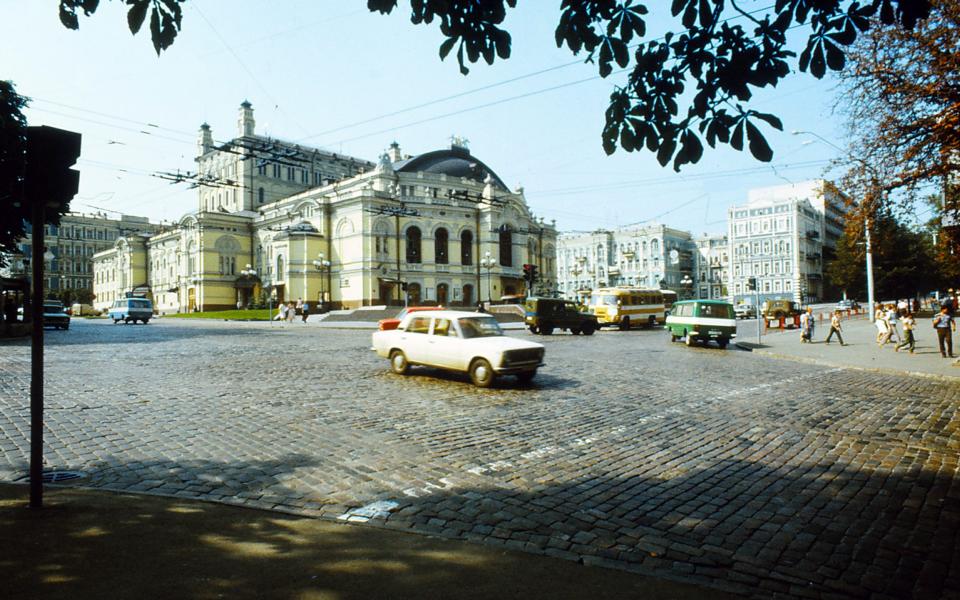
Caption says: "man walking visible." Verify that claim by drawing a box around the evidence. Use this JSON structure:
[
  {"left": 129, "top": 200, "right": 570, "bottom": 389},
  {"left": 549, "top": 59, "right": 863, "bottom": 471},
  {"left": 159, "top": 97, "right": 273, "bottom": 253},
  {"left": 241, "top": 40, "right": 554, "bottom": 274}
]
[
  {"left": 800, "top": 307, "right": 814, "bottom": 343},
  {"left": 824, "top": 310, "right": 846, "bottom": 346},
  {"left": 933, "top": 306, "right": 955, "bottom": 358}
]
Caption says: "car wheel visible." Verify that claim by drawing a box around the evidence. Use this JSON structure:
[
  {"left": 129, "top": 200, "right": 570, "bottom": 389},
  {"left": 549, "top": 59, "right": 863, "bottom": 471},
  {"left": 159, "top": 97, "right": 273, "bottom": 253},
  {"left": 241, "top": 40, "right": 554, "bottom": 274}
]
[
  {"left": 540, "top": 322, "right": 554, "bottom": 335},
  {"left": 389, "top": 350, "right": 409, "bottom": 375},
  {"left": 670, "top": 332, "right": 679, "bottom": 342},
  {"left": 142, "top": 319, "right": 150, "bottom": 325},
  {"left": 125, "top": 317, "right": 132, "bottom": 324},
  {"left": 718, "top": 339, "right": 729, "bottom": 349},
  {"left": 571, "top": 327, "right": 581, "bottom": 335},
  {"left": 648, "top": 316, "right": 657, "bottom": 328},
  {"left": 516, "top": 369, "right": 537, "bottom": 385},
  {"left": 469, "top": 358, "right": 495, "bottom": 388},
  {"left": 581, "top": 323, "right": 595, "bottom": 336},
  {"left": 619, "top": 317, "right": 630, "bottom": 331},
  {"left": 528, "top": 325, "right": 540, "bottom": 334},
  {"left": 685, "top": 331, "right": 696, "bottom": 346}
]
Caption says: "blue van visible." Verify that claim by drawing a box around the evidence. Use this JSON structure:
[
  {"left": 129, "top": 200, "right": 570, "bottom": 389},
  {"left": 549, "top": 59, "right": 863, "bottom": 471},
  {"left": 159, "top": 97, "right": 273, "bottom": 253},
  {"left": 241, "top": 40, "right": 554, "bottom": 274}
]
[{"left": 108, "top": 297, "right": 154, "bottom": 324}]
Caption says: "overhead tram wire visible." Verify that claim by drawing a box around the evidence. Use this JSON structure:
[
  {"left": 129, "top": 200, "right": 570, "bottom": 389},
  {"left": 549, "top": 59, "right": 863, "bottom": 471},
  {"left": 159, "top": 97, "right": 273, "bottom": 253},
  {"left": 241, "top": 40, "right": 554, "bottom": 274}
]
[{"left": 297, "top": 3, "right": 778, "bottom": 144}]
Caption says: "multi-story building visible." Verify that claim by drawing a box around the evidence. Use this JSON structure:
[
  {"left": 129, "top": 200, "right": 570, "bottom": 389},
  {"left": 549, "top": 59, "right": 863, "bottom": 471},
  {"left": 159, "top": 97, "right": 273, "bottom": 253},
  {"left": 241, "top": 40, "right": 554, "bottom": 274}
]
[
  {"left": 693, "top": 233, "right": 729, "bottom": 300},
  {"left": 556, "top": 225, "right": 694, "bottom": 301},
  {"left": 2, "top": 213, "right": 158, "bottom": 299},
  {"left": 94, "top": 101, "right": 557, "bottom": 314},
  {"left": 727, "top": 180, "right": 845, "bottom": 305}
]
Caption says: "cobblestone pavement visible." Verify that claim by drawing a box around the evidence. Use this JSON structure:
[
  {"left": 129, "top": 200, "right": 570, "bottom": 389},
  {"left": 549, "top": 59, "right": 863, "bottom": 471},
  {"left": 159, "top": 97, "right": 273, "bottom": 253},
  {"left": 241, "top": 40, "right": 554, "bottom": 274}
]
[{"left": 1, "top": 319, "right": 959, "bottom": 599}]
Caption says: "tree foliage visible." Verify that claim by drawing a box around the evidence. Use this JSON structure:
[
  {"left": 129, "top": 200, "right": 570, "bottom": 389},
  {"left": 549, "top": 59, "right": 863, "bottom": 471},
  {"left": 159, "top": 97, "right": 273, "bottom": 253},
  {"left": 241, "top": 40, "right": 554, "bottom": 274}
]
[
  {"left": 57, "top": 0, "right": 931, "bottom": 171},
  {"left": 825, "top": 211, "right": 940, "bottom": 299},
  {"left": 834, "top": 0, "right": 959, "bottom": 220},
  {"left": 0, "top": 80, "right": 30, "bottom": 266}
]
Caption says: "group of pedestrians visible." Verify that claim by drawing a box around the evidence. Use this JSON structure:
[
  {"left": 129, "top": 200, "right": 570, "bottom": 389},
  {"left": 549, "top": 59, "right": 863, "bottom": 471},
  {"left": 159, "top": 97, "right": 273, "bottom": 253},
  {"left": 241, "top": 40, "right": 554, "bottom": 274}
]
[
  {"left": 278, "top": 298, "right": 311, "bottom": 324},
  {"left": 872, "top": 300, "right": 955, "bottom": 358},
  {"left": 799, "top": 306, "right": 847, "bottom": 345}
]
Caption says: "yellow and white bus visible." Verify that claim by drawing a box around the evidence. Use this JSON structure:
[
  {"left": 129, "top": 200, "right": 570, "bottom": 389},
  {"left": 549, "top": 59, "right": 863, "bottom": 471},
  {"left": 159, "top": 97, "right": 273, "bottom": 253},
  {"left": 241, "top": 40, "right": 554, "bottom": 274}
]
[{"left": 587, "top": 287, "right": 666, "bottom": 330}]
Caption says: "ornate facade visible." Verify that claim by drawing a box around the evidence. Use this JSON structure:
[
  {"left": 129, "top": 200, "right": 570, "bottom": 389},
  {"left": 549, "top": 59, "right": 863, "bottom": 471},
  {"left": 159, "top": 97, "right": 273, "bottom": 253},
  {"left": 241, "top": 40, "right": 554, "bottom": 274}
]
[{"left": 93, "top": 102, "right": 557, "bottom": 313}]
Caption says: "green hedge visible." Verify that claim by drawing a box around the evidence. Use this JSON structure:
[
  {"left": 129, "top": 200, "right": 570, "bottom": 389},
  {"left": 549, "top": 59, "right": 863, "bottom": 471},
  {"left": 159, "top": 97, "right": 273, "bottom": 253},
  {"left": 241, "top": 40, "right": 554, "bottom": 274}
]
[{"left": 165, "top": 309, "right": 275, "bottom": 321}]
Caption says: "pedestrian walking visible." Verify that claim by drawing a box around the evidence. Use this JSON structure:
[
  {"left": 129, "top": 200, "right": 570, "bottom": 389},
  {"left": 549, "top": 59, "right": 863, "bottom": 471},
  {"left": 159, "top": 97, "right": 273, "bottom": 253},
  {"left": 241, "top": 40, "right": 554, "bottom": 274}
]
[
  {"left": 932, "top": 306, "right": 955, "bottom": 358},
  {"left": 301, "top": 301, "right": 310, "bottom": 323},
  {"left": 824, "top": 310, "right": 846, "bottom": 345},
  {"left": 295, "top": 298, "right": 303, "bottom": 317},
  {"left": 278, "top": 302, "right": 288, "bottom": 323},
  {"left": 800, "top": 307, "right": 814, "bottom": 343},
  {"left": 897, "top": 298, "right": 908, "bottom": 317},
  {"left": 286, "top": 301, "right": 296, "bottom": 324},
  {"left": 874, "top": 304, "right": 888, "bottom": 345},
  {"left": 895, "top": 312, "right": 916, "bottom": 353},
  {"left": 882, "top": 304, "right": 900, "bottom": 346}
]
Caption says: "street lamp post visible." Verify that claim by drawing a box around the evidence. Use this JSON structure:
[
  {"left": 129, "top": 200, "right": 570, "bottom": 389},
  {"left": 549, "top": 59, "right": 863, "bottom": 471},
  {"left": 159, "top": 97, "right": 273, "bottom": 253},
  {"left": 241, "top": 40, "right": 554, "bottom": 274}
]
[
  {"left": 312, "top": 252, "right": 331, "bottom": 313},
  {"left": 792, "top": 130, "right": 876, "bottom": 319},
  {"left": 480, "top": 251, "right": 496, "bottom": 310}
]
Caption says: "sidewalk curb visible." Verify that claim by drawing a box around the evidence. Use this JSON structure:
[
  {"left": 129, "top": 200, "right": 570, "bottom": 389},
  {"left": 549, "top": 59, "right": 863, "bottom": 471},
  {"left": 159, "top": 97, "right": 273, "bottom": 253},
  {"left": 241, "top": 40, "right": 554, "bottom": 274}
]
[{"left": 736, "top": 342, "right": 960, "bottom": 383}]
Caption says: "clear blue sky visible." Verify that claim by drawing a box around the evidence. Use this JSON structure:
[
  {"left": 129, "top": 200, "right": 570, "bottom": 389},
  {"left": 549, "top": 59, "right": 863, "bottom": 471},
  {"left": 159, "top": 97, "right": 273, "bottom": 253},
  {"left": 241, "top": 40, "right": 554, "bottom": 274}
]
[{"left": 2, "top": 0, "right": 852, "bottom": 235}]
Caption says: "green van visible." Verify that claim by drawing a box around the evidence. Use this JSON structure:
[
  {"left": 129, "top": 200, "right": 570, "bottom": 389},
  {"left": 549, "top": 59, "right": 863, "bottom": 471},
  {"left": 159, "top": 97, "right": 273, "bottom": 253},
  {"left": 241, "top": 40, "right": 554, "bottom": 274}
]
[{"left": 665, "top": 300, "right": 737, "bottom": 348}]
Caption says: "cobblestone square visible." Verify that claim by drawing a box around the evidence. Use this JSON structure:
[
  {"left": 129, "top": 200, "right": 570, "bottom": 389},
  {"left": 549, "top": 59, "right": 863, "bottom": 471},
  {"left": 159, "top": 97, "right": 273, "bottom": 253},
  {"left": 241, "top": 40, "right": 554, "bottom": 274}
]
[{"left": 1, "top": 319, "right": 958, "bottom": 598}]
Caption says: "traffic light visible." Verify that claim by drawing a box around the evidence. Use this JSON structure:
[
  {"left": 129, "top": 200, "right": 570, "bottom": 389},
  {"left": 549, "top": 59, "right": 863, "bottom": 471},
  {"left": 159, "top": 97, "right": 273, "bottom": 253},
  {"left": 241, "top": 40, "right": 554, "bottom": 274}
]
[
  {"left": 25, "top": 126, "right": 82, "bottom": 213},
  {"left": 522, "top": 263, "right": 538, "bottom": 284},
  {"left": 747, "top": 277, "right": 757, "bottom": 291}
]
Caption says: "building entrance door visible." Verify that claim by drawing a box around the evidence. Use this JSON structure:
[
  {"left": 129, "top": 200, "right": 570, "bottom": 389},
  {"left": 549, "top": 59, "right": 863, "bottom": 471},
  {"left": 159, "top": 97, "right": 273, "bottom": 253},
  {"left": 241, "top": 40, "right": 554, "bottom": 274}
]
[{"left": 188, "top": 288, "right": 196, "bottom": 312}]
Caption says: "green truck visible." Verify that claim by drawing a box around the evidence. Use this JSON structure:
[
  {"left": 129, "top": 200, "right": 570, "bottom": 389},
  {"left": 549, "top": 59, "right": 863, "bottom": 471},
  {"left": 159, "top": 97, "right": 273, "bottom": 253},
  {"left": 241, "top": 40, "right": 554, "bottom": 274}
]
[{"left": 523, "top": 297, "right": 598, "bottom": 336}]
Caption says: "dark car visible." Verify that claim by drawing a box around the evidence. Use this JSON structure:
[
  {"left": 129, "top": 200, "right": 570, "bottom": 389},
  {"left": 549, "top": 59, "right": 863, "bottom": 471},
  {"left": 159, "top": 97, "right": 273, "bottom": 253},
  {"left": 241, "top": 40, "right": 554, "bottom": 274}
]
[
  {"left": 524, "top": 297, "right": 597, "bottom": 335},
  {"left": 42, "top": 301, "right": 70, "bottom": 330}
]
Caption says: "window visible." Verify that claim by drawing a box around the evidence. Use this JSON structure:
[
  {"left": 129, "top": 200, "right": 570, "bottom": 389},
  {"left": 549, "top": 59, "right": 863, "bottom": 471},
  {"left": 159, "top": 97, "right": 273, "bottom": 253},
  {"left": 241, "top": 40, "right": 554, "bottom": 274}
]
[
  {"left": 498, "top": 225, "right": 512, "bottom": 267},
  {"left": 406, "top": 316, "right": 431, "bottom": 333},
  {"left": 461, "top": 230, "right": 473, "bottom": 265},
  {"left": 258, "top": 188, "right": 265, "bottom": 204},
  {"left": 432, "top": 318, "right": 452, "bottom": 336},
  {"left": 287, "top": 167, "right": 295, "bottom": 181},
  {"left": 435, "top": 228, "right": 449, "bottom": 264},
  {"left": 406, "top": 227, "right": 422, "bottom": 263}
]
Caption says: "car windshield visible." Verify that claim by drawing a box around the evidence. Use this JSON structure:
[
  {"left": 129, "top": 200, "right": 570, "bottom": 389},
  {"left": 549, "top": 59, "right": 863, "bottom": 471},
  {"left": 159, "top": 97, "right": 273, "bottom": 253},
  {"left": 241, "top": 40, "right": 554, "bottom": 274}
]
[
  {"left": 458, "top": 316, "right": 503, "bottom": 338},
  {"left": 394, "top": 308, "right": 410, "bottom": 321}
]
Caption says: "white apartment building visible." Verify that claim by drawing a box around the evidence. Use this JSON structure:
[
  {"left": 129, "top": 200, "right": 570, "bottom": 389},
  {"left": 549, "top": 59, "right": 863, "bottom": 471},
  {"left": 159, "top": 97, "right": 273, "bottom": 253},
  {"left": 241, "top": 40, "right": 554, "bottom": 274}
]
[
  {"left": 556, "top": 225, "right": 694, "bottom": 301},
  {"left": 693, "top": 233, "right": 729, "bottom": 300},
  {"left": 727, "top": 180, "right": 845, "bottom": 305},
  {"left": 2, "top": 213, "right": 158, "bottom": 297}
]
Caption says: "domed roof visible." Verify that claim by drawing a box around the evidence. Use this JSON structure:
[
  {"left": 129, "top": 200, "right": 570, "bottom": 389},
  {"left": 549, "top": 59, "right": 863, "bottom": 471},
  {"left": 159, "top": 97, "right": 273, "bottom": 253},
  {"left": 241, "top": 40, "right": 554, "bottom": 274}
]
[{"left": 394, "top": 145, "right": 509, "bottom": 190}]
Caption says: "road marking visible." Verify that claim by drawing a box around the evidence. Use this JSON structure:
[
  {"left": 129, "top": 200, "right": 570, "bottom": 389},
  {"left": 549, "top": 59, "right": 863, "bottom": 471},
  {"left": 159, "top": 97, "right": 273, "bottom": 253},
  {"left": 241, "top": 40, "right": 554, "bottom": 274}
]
[{"left": 337, "top": 500, "right": 399, "bottom": 522}]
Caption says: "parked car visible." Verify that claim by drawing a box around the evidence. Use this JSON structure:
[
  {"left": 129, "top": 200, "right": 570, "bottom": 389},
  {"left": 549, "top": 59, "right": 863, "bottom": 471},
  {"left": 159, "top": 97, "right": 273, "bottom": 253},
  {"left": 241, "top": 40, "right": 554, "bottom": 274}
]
[
  {"left": 836, "top": 299, "right": 860, "bottom": 311},
  {"left": 734, "top": 303, "right": 757, "bottom": 319},
  {"left": 524, "top": 297, "right": 597, "bottom": 335},
  {"left": 42, "top": 301, "right": 70, "bottom": 330},
  {"left": 372, "top": 309, "right": 545, "bottom": 387},
  {"left": 108, "top": 297, "right": 154, "bottom": 324},
  {"left": 666, "top": 300, "right": 736, "bottom": 348},
  {"left": 377, "top": 305, "right": 444, "bottom": 331},
  {"left": 71, "top": 303, "right": 100, "bottom": 316},
  {"left": 761, "top": 299, "right": 801, "bottom": 319}
]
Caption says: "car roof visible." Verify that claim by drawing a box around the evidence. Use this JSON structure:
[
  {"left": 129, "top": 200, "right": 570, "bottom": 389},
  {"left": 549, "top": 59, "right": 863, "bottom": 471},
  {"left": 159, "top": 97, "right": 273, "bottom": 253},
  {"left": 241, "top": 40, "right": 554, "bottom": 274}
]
[{"left": 403, "top": 310, "right": 495, "bottom": 320}]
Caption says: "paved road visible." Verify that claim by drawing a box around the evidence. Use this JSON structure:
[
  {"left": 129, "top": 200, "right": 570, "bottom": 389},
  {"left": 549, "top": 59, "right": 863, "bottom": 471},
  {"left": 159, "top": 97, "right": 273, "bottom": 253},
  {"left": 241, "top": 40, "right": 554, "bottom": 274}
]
[{"left": 1, "top": 319, "right": 958, "bottom": 598}]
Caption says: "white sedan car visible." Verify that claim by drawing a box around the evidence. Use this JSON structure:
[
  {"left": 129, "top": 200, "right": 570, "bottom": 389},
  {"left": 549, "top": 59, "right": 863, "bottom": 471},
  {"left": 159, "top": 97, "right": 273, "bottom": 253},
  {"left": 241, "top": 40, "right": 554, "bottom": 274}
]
[{"left": 371, "top": 310, "right": 545, "bottom": 387}]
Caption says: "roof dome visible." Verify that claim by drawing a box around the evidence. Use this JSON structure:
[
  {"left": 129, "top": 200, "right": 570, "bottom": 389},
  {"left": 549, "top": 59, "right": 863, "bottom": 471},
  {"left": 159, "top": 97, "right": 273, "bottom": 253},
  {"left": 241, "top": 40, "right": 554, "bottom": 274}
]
[{"left": 393, "top": 145, "right": 508, "bottom": 190}]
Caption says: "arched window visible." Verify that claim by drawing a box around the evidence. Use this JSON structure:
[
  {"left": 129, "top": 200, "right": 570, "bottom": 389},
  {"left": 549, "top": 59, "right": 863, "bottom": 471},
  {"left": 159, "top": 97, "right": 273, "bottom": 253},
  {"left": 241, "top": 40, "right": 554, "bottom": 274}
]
[
  {"left": 406, "top": 226, "right": 422, "bottom": 263},
  {"left": 277, "top": 255, "right": 285, "bottom": 280},
  {"left": 258, "top": 188, "right": 265, "bottom": 204},
  {"left": 435, "top": 228, "right": 449, "bottom": 264},
  {"left": 460, "top": 230, "right": 473, "bottom": 265},
  {"left": 498, "top": 224, "right": 512, "bottom": 267}
]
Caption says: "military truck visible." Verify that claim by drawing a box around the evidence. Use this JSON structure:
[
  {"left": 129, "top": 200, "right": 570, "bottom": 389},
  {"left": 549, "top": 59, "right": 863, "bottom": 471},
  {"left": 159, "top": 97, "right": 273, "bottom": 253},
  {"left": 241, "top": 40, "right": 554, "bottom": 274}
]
[{"left": 523, "top": 297, "right": 598, "bottom": 335}]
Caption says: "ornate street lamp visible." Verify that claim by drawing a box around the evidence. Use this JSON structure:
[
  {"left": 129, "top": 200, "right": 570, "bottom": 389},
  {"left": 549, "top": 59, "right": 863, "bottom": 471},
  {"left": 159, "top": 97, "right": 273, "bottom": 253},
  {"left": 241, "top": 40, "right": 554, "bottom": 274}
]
[
  {"left": 312, "top": 252, "right": 331, "bottom": 313},
  {"left": 480, "top": 251, "right": 497, "bottom": 309},
  {"left": 239, "top": 264, "right": 257, "bottom": 309},
  {"left": 681, "top": 274, "right": 694, "bottom": 299}
]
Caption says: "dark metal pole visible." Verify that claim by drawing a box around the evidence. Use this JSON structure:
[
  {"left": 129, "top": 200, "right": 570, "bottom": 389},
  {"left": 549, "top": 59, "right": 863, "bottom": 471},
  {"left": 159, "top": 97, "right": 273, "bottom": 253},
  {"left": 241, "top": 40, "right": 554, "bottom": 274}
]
[{"left": 30, "top": 199, "right": 45, "bottom": 508}]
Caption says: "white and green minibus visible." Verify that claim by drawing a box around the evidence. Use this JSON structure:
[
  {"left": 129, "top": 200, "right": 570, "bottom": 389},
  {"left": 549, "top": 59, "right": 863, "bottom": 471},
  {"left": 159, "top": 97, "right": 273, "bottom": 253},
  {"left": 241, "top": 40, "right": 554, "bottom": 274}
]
[{"left": 665, "top": 300, "right": 737, "bottom": 348}]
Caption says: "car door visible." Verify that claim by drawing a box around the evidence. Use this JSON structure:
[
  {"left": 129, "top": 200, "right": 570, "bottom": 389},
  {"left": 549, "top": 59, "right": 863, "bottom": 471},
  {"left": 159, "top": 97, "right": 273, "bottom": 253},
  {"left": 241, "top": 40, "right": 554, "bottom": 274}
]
[
  {"left": 424, "top": 317, "right": 463, "bottom": 370},
  {"left": 400, "top": 315, "right": 432, "bottom": 363}
]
